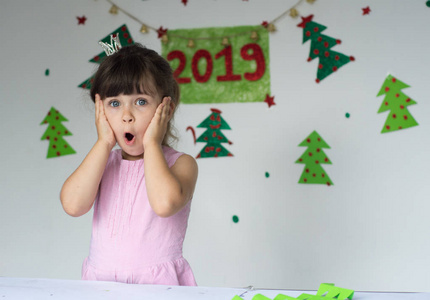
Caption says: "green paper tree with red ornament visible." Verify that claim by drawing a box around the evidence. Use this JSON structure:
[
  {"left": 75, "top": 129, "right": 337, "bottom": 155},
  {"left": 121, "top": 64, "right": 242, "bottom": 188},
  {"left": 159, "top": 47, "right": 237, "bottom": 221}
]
[
  {"left": 40, "top": 107, "right": 76, "bottom": 158},
  {"left": 376, "top": 74, "right": 418, "bottom": 133},
  {"left": 296, "top": 131, "right": 333, "bottom": 186},
  {"left": 78, "top": 24, "right": 135, "bottom": 90},
  {"left": 196, "top": 108, "right": 233, "bottom": 158},
  {"left": 297, "top": 15, "right": 355, "bottom": 83}
]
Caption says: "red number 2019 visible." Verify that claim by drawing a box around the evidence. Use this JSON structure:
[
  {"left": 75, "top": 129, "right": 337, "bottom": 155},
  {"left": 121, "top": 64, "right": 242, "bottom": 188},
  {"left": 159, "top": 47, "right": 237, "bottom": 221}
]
[{"left": 167, "top": 43, "right": 266, "bottom": 84}]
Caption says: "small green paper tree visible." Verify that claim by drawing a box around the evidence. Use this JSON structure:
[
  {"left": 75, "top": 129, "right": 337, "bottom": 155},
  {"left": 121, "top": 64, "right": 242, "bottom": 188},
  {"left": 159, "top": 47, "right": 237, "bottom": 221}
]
[
  {"left": 40, "top": 107, "right": 76, "bottom": 158},
  {"left": 297, "top": 15, "right": 354, "bottom": 83},
  {"left": 296, "top": 131, "right": 333, "bottom": 186},
  {"left": 78, "top": 24, "right": 134, "bottom": 90},
  {"left": 196, "top": 108, "right": 233, "bottom": 158},
  {"left": 377, "top": 74, "right": 418, "bottom": 133}
]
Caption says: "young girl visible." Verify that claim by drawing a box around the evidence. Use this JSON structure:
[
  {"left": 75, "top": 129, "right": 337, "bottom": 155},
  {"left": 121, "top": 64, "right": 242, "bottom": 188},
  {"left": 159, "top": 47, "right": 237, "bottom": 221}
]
[{"left": 60, "top": 43, "right": 198, "bottom": 286}]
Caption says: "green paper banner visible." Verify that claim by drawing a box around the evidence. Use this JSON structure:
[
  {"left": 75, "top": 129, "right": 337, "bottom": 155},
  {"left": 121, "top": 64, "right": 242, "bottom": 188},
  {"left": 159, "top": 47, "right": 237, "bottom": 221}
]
[{"left": 161, "top": 25, "right": 270, "bottom": 104}]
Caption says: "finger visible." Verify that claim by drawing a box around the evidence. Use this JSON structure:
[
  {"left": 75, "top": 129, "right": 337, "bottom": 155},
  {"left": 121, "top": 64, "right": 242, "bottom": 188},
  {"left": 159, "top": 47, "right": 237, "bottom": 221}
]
[{"left": 95, "top": 94, "right": 100, "bottom": 118}]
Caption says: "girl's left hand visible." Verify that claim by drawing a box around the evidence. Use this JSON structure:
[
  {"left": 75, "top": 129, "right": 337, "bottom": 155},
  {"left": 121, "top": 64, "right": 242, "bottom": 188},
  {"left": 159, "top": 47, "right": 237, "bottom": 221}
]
[{"left": 143, "top": 97, "right": 172, "bottom": 148}]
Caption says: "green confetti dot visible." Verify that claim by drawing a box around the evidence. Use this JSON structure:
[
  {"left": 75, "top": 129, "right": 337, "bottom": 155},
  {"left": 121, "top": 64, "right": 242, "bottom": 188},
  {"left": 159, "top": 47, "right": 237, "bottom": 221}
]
[
  {"left": 345, "top": 112, "right": 350, "bottom": 118},
  {"left": 232, "top": 215, "right": 239, "bottom": 223},
  {"left": 265, "top": 172, "right": 270, "bottom": 178},
  {"left": 45, "top": 69, "right": 50, "bottom": 76}
]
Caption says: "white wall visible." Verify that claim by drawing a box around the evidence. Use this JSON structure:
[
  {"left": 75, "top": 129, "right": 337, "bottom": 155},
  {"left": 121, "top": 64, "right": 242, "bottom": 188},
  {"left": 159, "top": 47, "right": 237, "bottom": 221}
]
[{"left": 1, "top": 0, "right": 429, "bottom": 292}]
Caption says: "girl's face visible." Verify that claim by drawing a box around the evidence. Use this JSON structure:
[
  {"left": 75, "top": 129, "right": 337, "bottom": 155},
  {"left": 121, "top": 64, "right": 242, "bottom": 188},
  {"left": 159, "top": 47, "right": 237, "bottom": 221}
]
[{"left": 103, "top": 92, "right": 160, "bottom": 160}]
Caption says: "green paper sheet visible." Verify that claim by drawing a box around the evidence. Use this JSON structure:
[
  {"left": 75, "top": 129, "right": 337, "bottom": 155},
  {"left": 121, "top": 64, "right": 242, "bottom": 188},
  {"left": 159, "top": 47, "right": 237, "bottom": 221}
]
[{"left": 161, "top": 25, "right": 270, "bottom": 103}]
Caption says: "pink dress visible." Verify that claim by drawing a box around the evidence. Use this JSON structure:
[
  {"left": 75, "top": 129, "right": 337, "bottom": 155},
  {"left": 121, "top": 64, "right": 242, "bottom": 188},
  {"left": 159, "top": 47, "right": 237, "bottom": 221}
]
[{"left": 81, "top": 146, "right": 196, "bottom": 286}]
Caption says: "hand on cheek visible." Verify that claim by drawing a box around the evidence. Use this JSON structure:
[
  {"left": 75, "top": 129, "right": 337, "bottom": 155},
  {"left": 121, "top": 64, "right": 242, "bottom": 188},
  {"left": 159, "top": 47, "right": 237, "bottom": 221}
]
[
  {"left": 95, "top": 94, "right": 116, "bottom": 149},
  {"left": 143, "top": 97, "right": 172, "bottom": 148}
]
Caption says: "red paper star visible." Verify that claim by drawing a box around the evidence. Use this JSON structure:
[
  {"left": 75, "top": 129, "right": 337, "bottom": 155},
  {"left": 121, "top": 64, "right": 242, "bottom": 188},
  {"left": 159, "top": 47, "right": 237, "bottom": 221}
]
[
  {"left": 77, "top": 15, "right": 87, "bottom": 25},
  {"left": 264, "top": 94, "right": 276, "bottom": 108},
  {"left": 362, "top": 6, "right": 371, "bottom": 15},
  {"left": 157, "top": 26, "right": 168, "bottom": 38},
  {"left": 182, "top": 0, "right": 188, "bottom": 5},
  {"left": 297, "top": 15, "right": 314, "bottom": 28}
]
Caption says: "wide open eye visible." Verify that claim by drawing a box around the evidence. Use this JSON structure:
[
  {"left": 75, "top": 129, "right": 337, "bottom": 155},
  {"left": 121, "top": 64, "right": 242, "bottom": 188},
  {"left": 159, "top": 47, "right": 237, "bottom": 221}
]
[
  {"left": 109, "top": 100, "right": 120, "bottom": 107},
  {"left": 136, "top": 99, "right": 147, "bottom": 106}
]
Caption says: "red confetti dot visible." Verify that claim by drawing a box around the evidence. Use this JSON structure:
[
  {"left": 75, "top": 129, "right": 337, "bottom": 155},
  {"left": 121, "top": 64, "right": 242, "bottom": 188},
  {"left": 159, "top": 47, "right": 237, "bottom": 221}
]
[
  {"left": 54, "top": 137, "right": 58, "bottom": 141},
  {"left": 349, "top": 56, "right": 355, "bottom": 61},
  {"left": 57, "top": 152, "right": 61, "bottom": 156},
  {"left": 314, "top": 49, "right": 320, "bottom": 55},
  {"left": 304, "top": 178, "right": 308, "bottom": 182},
  {"left": 51, "top": 126, "right": 55, "bottom": 130},
  {"left": 306, "top": 31, "right": 311, "bottom": 37},
  {"left": 404, "top": 115, "right": 408, "bottom": 120},
  {"left": 385, "top": 87, "right": 389, "bottom": 92},
  {"left": 318, "top": 64, "right": 323, "bottom": 69},
  {"left": 317, "top": 138, "right": 321, "bottom": 142},
  {"left": 316, "top": 78, "right": 320, "bottom": 83},
  {"left": 313, "top": 27, "right": 319, "bottom": 32},
  {"left": 308, "top": 152, "right": 313, "bottom": 156},
  {"left": 204, "top": 137, "right": 208, "bottom": 141},
  {"left": 312, "top": 173, "right": 316, "bottom": 177},
  {"left": 46, "top": 136, "right": 50, "bottom": 140},
  {"left": 392, "top": 114, "right": 397, "bottom": 118},
  {"left": 43, "top": 120, "right": 47, "bottom": 124},
  {"left": 82, "top": 84, "right": 87, "bottom": 89},
  {"left": 392, "top": 77, "right": 396, "bottom": 82},
  {"left": 398, "top": 126, "right": 402, "bottom": 129},
  {"left": 306, "top": 168, "right": 309, "bottom": 173},
  {"left": 316, "top": 148, "right": 320, "bottom": 152},
  {"left": 64, "top": 145, "right": 68, "bottom": 148},
  {"left": 385, "top": 102, "right": 388, "bottom": 106},
  {"left": 53, "top": 145, "right": 57, "bottom": 149},
  {"left": 317, "top": 37, "right": 322, "bottom": 42},
  {"left": 299, "top": 158, "right": 303, "bottom": 162},
  {"left": 334, "top": 55, "right": 339, "bottom": 61},
  {"left": 324, "top": 42, "right": 329, "bottom": 47},
  {"left": 65, "top": 130, "right": 68, "bottom": 134},
  {"left": 324, "top": 158, "right": 329, "bottom": 162},
  {"left": 307, "top": 57, "right": 312, "bottom": 62},
  {"left": 94, "top": 56, "right": 99, "bottom": 62},
  {"left": 400, "top": 105, "right": 404, "bottom": 109},
  {"left": 123, "top": 33, "right": 129, "bottom": 38},
  {"left": 396, "top": 93, "right": 399, "bottom": 97},
  {"left": 332, "top": 66, "right": 338, "bottom": 72},
  {"left": 307, "top": 138, "right": 311, "bottom": 143},
  {"left": 57, "top": 131, "right": 61, "bottom": 135},
  {"left": 326, "top": 182, "right": 331, "bottom": 186},
  {"left": 324, "top": 51, "right": 329, "bottom": 57},
  {"left": 406, "top": 98, "right": 411, "bottom": 103},
  {"left": 212, "top": 132, "right": 217, "bottom": 137},
  {"left": 386, "top": 125, "right": 390, "bottom": 130},
  {"left": 112, "top": 33, "right": 117, "bottom": 38},
  {"left": 315, "top": 160, "right": 319, "bottom": 164},
  {"left": 322, "top": 173, "right": 325, "bottom": 178},
  {"left": 216, "top": 147, "right": 221, "bottom": 152},
  {"left": 127, "top": 38, "right": 132, "bottom": 44},
  {"left": 336, "top": 39, "right": 341, "bottom": 44},
  {"left": 55, "top": 116, "right": 59, "bottom": 120},
  {"left": 121, "top": 26, "right": 126, "bottom": 32}
]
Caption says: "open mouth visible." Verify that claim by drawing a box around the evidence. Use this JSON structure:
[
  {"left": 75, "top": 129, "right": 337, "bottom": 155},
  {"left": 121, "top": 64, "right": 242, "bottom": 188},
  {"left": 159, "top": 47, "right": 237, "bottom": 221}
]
[{"left": 124, "top": 132, "right": 135, "bottom": 144}]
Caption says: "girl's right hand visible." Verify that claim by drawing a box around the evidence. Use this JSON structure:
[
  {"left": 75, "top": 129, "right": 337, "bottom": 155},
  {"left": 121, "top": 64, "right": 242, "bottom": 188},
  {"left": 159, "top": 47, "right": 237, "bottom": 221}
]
[{"left": 95, "top": 94, "right": 116, "bottom": 149}]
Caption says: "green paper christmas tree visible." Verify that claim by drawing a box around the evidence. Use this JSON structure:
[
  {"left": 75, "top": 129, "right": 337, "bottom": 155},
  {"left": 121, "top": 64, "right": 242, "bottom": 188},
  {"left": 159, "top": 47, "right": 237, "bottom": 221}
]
[
  {"left": 78, "top": 24, "right": 135, "bottom": 90},
  {"left": 40, "top": 107, "right": 76, "bottom": 158},
  {"left": 376, "top": 74, "right": 418, "bottom": 133},
  {"left": 296, "top": 131, "right": 333, "bottom": 186},
  {"left": 297, "top": 15, "right": 354, "bottom": 83},
  {"left": 196, "top": 108, "right": 233, "bottom": 158}
]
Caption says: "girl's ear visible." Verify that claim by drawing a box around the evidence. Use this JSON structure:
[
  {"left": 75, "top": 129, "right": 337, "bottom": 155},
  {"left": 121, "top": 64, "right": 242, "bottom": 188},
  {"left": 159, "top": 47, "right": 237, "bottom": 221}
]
[{"left": 168, "top": 97, "right": 175, "bottom": 121}]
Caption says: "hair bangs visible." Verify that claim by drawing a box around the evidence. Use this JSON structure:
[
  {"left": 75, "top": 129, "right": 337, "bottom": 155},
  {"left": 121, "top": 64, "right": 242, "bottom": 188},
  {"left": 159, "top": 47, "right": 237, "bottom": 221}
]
[{"left": 99, "top": 58, "right": 158, "bottom": 99}]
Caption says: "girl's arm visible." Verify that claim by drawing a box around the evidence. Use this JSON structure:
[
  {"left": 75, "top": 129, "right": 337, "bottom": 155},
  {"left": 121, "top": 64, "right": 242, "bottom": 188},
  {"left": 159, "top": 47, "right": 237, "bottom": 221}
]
[
  {"left": 144, "top": 144, "right": 198, "bottom": 218},
  {"left": 60, "top": 95, "right": 116, "bottom": 217},
  {"left": 143, "top": 97, "right": 198, "bottom": 218}
]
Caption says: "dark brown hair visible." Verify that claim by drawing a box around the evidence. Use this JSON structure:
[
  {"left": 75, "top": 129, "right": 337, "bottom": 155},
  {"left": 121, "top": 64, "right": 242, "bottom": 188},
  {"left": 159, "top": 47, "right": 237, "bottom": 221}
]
[{"left": 90, "top": 43, "right": 179, "bottom": 146}]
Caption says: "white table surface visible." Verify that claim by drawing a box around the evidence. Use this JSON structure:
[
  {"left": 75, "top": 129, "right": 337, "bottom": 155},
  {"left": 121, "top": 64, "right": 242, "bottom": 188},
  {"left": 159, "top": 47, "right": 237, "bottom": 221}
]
[{"left": 0, "top": 278, "right": 429, "bottom": 300}]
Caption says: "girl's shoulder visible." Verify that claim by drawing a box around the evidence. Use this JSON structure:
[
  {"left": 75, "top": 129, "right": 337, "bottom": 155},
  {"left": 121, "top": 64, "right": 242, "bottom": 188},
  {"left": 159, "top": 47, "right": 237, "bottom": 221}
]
[{"left": 162, "top": 146, "right": 185, "bottom": 168}]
